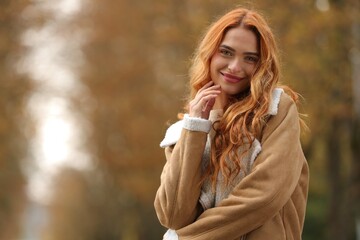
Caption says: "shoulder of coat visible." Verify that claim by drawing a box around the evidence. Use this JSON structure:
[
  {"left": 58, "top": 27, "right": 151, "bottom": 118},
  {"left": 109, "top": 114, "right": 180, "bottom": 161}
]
[{"left": 275, "top": 89, "right": 297, "bottom": 116}]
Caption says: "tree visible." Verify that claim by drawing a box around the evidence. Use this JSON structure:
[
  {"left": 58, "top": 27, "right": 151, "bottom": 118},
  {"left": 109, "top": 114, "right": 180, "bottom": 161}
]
[{"left": 0, "top": 1, "right": 32, "bottom": 239}]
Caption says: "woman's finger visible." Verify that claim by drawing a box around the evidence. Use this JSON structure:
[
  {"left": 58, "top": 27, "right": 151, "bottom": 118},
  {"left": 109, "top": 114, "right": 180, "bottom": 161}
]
[
  {"left": 192, "top": 84, "right": 221, "bottom": 105},
  {"left": 191, "top": 89, "right": 221, "bottom": 108},
  {"left": 189, "top": 82, "right": 221, "bottom": 118},
  {"left": 202, "top": 97, "right": 216, "bottom": 116},
  {"left": 189, "top": 92, "right": 219, "bottom": 118}
]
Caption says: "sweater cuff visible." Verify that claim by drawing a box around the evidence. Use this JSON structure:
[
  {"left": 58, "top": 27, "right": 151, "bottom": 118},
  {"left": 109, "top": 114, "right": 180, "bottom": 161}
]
[
  {"left": 183, "top": 114, "right": 212, "bottom": 133},
  {"left": 199, "top": 190, "right": 215, "bottom": 211}
]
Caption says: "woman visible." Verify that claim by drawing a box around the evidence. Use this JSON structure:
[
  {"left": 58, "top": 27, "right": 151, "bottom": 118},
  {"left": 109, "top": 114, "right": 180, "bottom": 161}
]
[{"left": 154, "top": 7, "right": 309, "bottom": 240}]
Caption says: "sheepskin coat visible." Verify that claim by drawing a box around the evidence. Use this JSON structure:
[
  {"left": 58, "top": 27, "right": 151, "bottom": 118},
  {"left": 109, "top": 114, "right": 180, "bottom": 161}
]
[{"left": 154, "top": 88, "right": 309, "bottom": 240}]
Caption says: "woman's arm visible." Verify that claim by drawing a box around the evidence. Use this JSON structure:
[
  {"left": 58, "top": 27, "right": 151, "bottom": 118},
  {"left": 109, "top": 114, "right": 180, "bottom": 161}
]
[
  {"left": 155, "top": 82, "right": 221, "bottom": 230},
  {"left": 175, "top": 94, "right": 308, "bottom": 239},
  {"left": 154, "top": 116, "right": 211, "bottom": 229}
]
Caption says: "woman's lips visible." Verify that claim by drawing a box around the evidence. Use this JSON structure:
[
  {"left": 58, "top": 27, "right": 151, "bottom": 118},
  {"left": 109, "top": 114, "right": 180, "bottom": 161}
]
[{"left": 221, "top": 72, "right": 244, "bottom": 83}]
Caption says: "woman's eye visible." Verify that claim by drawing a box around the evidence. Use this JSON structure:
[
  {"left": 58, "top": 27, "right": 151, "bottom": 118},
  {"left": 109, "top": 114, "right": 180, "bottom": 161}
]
[
  {"left": 245, "top": 56, "right": 259, "bottom": 63},
  {"left": 219, "top": 49, "right": 233, "bottom": 56}
]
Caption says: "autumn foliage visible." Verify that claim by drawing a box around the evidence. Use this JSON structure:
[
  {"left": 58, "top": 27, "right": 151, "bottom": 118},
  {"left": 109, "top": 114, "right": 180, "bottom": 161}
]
[{"left": 0, "top": 0, "right": 359, "bottom": 239}]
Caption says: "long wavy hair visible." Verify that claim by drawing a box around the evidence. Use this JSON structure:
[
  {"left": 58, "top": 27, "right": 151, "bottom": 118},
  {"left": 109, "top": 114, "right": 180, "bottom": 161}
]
[{"left": 184, "top": 8, "right": 300, "bottom": 188}]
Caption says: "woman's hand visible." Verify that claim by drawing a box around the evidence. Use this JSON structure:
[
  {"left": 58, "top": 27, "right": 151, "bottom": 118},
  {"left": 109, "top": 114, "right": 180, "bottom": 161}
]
[{"left": 189, "top": 81, "right": 221, "bottom": 119}]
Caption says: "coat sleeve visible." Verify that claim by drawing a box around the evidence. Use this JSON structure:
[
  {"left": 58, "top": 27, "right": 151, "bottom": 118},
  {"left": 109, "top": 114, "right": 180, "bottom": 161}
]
[
  {"left": 176, "top": 94, "right": 306, "bottom": 239},
  {"left": 154, "top": 116, "right": 212, "bottom": 230}
]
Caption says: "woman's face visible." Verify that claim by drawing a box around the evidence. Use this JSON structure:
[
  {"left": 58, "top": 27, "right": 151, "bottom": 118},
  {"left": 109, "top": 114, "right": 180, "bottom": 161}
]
[{"left": 210, "top": 26, "right": 259, "bottom": 97}]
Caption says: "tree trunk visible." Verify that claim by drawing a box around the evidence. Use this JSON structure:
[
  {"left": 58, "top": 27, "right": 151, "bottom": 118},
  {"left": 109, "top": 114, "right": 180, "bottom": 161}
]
[
  {"left": 349, "top": 0, "right": 360, "bottom": 238},
  {"left": 327, "top": 117, "right": 345, "bottom": 240}
]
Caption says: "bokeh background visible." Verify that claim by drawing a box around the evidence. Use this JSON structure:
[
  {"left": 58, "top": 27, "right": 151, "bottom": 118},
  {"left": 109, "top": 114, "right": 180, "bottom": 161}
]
[{"left": 1, "top": 0, "right": 359, "bottom": 239}]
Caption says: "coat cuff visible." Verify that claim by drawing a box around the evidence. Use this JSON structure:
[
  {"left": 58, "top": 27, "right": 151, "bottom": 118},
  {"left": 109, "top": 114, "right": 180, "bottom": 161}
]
[{"left": 183, "top": 114, "right": 212, "bottom": 133}]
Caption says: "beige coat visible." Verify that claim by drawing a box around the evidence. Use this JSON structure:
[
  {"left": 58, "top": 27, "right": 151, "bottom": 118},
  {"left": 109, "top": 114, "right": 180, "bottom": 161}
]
[{"left": 154, "top": 90, "right": 309, "bottom": 240}]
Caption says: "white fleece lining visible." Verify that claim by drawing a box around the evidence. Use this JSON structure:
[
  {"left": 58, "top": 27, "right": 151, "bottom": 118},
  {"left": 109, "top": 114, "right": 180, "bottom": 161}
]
[
  {"left": 159, "top": 115, "right": 212, "bottom": 148},
  {"left": 249, "top": 139, "right": 262, "bottom": 167},
  {"left": 163, "top": 229, "right": 178, "bottom": 240},
  {"left": 268, "top": 88, "right": 284, "bottom": 115},
  {"left": 183, "top": 114, "right": 212, "bottom": 133},
  {"left": 159, "top": 120, "right": 184, "bottom": 148}
]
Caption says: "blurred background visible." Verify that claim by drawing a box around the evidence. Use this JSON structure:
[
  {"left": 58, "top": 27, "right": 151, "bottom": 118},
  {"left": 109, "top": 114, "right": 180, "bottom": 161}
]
[{"left": 0, "top": 0, "right": 359, "bottom": 239}]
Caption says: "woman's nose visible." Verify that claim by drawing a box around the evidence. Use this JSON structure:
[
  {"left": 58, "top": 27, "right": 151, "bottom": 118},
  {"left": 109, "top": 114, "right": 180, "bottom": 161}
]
[{"left": 227, "top": 59, "right": 243, "bottom": 73}]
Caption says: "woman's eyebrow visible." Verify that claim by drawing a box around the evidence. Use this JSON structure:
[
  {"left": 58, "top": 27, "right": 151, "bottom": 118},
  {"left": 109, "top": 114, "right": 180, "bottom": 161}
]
[
  {"left": 220, "top": 45, "right": 259, "bottom": 56},
  {"left": 220, "top": 45, "right": 235, "bottom": 52}
]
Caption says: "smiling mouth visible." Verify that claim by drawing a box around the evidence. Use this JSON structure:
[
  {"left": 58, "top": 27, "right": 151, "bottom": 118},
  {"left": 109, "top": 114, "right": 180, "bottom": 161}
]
[{"left": 221, "top": 72, "right": 244, "bottom": 83}]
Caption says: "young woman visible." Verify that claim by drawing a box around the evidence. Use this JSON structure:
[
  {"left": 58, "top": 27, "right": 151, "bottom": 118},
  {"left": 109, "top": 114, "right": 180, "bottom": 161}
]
[{"left": 154, "top": 7, "right": 309, "bottom": 240}]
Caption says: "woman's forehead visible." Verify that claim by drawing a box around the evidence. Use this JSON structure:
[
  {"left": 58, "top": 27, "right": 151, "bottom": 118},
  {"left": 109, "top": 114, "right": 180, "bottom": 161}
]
[{"left": 221, "top": 27, "right": 259, "bottom": 53}]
